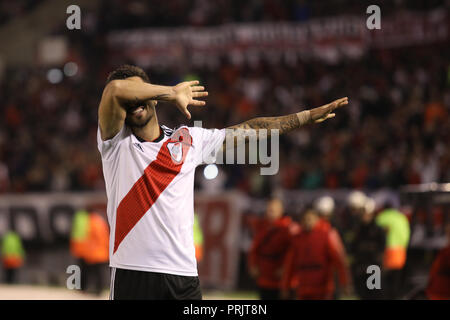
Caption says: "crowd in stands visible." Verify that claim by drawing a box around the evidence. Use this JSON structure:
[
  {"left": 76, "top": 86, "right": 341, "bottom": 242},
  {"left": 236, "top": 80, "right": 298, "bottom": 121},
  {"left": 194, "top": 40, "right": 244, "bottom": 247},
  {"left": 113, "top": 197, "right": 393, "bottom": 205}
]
[
  {"left": 0, "top": 1, "right": 448, "bottom": 195},
  {"left": 0, "top": 0, "right": 43, "bottom": 26},
  {"left": 97, "top": 0, "right": 445, "bottom": 28}
]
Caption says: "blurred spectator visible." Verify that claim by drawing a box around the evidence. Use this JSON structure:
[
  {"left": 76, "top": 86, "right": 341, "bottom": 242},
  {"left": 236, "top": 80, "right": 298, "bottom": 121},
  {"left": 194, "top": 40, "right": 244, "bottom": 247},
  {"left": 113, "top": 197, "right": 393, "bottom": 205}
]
[
  {"left": 193, "top": 213, "right": 204, "bottom": 263},
  {"left": 281, "top": 209, "right": 350, "bottom": 300},
  {"left": 1, "top": 231, "right": 25, "bottom": 284},
  {"left": 426, "top": 223, "right": 450, "bottom": 300},
  {"left": 342, "top": 191, "right": 369, "bottom": 248},
  {"left": 376, "top": 205, "right": 411, "bottom": 299},
  {"left": 350, "top": 198, "right": 386, "bottom": 300},
  {"left": 0, "top": 0, "right": 43, "bottom": 26},
  {"left": 70, "top": 209, "right": 89, "bottom": 262},
  {"left": 314, "top": 196, "right": 351, "bottom": 299},
  {"left": 248, "top": 198, "right": 293, "bottom": 299},
  {"left": 70, "top": 210, "right": 109, "bottom": 295},
  {"left": 313, "top": 196, "right": 335, "bottom": 226}
]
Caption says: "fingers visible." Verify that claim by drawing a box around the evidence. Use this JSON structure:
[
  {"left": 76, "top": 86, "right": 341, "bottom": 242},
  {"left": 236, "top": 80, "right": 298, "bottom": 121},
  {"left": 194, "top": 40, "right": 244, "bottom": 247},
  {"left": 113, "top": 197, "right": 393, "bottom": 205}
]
[
  {"left": 332, "top": 97, "right": 348, "bottom": 109},
  {"left": 179, "top": 106, "right": 191, "bottom": 119},
  {"left": 181, "top": 99, "right": 205, "bottom": 119},
  {"left": 191, "top": 86, "right": 205, "bottom": 92},
  {"left": 187, "top": 80, "right": 200, "bottom": 86},
  {"left": 189, "top": 99, "right": 206, "bottom": 106},
  {"left": 314, "top": 113, "right": 335, "bottom": 123},
  {"left": 192, "top": 91, "right": 208, "bottom": 98}
]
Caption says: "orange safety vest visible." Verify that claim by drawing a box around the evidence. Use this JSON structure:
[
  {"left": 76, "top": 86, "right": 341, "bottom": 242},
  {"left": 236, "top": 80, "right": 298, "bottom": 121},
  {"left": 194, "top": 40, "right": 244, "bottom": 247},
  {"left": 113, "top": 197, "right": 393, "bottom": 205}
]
[{"left": 83, "top": 213, "right": 110, "bottom": 264}]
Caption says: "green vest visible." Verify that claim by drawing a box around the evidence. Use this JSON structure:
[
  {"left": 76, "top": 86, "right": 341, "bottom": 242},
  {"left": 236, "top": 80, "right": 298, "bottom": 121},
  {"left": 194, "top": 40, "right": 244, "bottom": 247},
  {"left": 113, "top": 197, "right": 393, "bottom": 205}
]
[
  {"left": 193, "top": 214, "right": 203, "bottom": 246},
  {"left": 1, "top": 231, "right": 25, "bottom": 258},
  {"left": 376, "top": 209, "right": 410, "bottom": 248},
  {"left": 71, "top": 210, "right": 90, "bottom": 241}
]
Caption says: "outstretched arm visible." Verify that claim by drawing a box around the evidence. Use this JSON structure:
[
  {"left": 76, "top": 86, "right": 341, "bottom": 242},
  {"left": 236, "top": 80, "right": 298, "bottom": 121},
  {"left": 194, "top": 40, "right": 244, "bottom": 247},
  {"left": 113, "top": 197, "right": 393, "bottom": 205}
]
[
  {"left": 98, "top": 79, "right": 208, "bottom": 140},
  {"left": 223, "top": 97, "right": 348, "bottom": 150}
]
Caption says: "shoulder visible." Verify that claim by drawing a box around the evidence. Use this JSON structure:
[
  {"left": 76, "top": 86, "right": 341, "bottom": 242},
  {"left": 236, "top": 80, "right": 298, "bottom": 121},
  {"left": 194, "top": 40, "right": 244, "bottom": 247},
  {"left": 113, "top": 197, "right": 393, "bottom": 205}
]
[{"left": 97, "top": 124, "right": 131, "bottom": 159}]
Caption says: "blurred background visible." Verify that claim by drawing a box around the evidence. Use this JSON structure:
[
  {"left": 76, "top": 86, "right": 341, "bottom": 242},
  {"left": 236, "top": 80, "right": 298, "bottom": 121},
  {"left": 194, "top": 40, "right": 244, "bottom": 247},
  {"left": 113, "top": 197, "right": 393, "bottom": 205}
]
[{"left": 0, "top": 0, "right": 449, "bottom": 299}]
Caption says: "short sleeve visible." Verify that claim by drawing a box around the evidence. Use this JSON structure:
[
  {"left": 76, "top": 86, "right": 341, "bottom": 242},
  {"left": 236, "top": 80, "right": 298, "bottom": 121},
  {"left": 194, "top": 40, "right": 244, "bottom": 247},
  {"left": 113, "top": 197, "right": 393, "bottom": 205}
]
[
  {"left": 97, "top": 124, "right": 128, "bottom": 161},
  {"left": 189, "top": 127, "right": 226, "bottom": 166}
]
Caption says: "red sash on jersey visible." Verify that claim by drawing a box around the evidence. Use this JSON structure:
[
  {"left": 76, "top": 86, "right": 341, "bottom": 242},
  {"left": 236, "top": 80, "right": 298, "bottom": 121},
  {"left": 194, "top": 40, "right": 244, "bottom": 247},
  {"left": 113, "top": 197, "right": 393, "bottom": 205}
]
[{"left": 113, "top": 128, "right": 192, "bottom": 253}]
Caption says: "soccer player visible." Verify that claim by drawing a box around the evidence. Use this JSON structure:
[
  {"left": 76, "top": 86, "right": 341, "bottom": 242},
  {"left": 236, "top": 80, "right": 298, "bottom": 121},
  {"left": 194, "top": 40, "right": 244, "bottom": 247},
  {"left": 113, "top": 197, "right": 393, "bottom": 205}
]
[{"left": 97, "top": 64, "right": 348, "bottom": 300}]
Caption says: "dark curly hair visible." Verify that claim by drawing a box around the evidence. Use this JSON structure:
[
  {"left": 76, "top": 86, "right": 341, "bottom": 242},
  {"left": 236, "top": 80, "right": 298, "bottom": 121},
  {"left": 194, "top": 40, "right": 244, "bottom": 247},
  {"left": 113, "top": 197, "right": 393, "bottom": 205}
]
[{"left": 106, "top": 64, "right": 150, "bottom": 84}]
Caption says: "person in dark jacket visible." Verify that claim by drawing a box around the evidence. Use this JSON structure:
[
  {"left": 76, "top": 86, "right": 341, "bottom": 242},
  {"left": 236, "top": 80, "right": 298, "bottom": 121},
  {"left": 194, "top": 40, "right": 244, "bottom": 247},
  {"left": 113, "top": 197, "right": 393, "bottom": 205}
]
[{"left": 350, "top": 197, "right": 386, "bottom": 300}]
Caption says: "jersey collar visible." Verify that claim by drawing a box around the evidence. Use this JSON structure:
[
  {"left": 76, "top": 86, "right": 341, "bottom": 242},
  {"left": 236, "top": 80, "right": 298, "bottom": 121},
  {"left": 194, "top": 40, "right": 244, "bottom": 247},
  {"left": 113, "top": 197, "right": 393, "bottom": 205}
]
[{"left": 134, "top": 126, "right": 164, "bottom": 143}]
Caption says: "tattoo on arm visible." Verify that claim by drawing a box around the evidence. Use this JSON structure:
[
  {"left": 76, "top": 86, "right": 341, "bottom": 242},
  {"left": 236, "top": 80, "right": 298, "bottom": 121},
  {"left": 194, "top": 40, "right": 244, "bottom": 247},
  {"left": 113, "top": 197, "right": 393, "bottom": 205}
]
[
  {"left": 223, "top": 113, "right": 306, "bottom": 150},
  {"left": 150, "top": 94, "right": 171, "bottom": 101},
  {"left": 228, "top": 114, "right": 301, "bottom": 133}
]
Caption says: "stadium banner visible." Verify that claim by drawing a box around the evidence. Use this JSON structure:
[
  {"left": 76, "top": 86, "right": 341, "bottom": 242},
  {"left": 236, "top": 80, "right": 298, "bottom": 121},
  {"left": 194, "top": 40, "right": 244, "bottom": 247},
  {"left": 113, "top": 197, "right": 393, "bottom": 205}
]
[
  {"left": 0, "top": 192, "right": 108, "bottom": 245},
  {"left": 0, "top": 191, "right": 245, "bottom": 289},
  {"left": 195, "top": 192, "right": 246, "bottom": 289},
  {"left": 107, "top": 9, "right": 448, "bottom": 67}
]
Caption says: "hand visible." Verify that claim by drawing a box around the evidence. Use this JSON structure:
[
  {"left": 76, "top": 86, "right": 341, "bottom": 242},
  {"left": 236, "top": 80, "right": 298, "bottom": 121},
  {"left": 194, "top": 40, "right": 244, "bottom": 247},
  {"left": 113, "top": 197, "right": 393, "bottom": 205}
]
[
  {"left": 172, "top": 80, "right": 208, "bottom": 119},
  {"left": 310, "top": 97, "right": 348, "bottom": 123}
]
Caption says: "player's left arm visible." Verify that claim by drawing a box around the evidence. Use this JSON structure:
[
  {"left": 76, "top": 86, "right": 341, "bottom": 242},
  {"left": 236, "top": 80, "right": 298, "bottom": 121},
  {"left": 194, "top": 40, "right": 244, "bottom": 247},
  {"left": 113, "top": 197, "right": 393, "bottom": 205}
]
[{"left": 222, "top": 97, "right": 348, "bottom": 150}]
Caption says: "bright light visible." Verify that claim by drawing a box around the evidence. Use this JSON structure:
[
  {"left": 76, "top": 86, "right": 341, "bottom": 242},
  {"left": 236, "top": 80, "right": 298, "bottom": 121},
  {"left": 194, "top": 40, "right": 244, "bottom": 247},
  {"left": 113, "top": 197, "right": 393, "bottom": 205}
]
[
  {"left": 63, "top": 62, "right": 78, "bottom": 76},
  {"left": 203, "top": 164, "right": 218, "bottom": 180},
  {"left": 47, "top": 68, "right": 63, "bottom": 84}
]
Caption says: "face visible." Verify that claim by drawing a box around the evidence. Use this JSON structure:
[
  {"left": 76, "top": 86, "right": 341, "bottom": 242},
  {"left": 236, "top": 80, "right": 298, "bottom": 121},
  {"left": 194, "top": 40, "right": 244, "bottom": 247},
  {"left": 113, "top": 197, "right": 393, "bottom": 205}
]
[
  {"left": 266, "top": 199, "right": 284, "bottom": 221},
  {"left": 301, "top": 210, "right": 319, "bottom": 231},
  {"left": 124, "top": 77, "right": 157, "bottom": 129}
]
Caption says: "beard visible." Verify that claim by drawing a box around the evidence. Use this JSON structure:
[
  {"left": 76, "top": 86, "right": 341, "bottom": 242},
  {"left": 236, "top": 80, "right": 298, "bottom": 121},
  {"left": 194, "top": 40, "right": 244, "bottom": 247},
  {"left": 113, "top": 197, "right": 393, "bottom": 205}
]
[{"left": 125, "top": 104, "right": 153, "bottom": 128}]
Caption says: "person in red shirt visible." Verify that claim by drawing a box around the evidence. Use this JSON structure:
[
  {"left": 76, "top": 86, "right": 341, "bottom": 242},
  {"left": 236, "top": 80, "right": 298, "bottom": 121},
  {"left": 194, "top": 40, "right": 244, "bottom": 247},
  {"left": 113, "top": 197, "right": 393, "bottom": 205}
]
[
  {"left": 248, "top": 198, "right": 293, "bottom": 300},
  {"left": 314, "top": 196, "right": 347, "bottom": 257},
  {"left": 426, "top": 223, "right": 450, "bottom": 300},
  {"left": 314, "top": 196, "right": 350, "bottom": 299},
  {"left": 282, "top": 209, "right": 350, "bottom": 300}
]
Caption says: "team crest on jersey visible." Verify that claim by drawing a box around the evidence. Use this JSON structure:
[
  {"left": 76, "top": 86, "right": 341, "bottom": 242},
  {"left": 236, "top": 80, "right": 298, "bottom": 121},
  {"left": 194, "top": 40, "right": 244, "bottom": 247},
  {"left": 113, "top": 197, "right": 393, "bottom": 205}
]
[
  {"left": 167, "top": 142, "right": 183, "bottom": 163},
  {"left": 166, "top": 127, "right": 192, "bottom": 164}
]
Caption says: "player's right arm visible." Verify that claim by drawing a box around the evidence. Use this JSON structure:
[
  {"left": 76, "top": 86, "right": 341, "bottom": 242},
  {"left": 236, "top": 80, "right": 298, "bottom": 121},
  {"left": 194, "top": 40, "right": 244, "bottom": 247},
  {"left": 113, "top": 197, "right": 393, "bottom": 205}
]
[{"left": 98, "top": 79, "right": 208, "bottom": 140}]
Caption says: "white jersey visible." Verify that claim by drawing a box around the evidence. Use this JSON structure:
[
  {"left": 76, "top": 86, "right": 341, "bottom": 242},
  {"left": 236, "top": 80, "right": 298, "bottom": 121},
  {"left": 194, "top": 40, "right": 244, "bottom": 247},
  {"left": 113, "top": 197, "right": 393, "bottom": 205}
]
[{"left": 97, "top": 124, "right": 225, "bottom": 276}]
